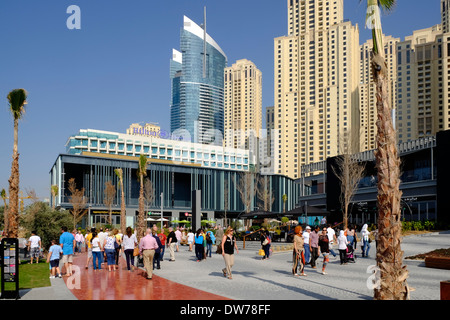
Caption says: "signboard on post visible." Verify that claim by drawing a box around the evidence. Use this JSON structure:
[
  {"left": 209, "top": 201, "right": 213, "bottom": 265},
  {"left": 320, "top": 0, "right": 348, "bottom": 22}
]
[{"left": 1, "top": 238, "right": 20, "bottom": 299}]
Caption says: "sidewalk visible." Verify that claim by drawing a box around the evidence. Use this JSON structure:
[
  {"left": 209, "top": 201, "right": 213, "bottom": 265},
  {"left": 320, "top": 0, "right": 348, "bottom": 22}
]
[{"left": 17, "top": 231, "right": 450, "bottom": 300}]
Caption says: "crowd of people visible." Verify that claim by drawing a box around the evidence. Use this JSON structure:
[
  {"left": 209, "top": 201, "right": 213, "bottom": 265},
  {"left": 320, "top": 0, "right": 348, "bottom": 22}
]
[
  {"left": 18, "top": 220, "right": 376, "bottom": 283},
  {"left": 291, "top": 222, "right": 376, "bottom": 277}
]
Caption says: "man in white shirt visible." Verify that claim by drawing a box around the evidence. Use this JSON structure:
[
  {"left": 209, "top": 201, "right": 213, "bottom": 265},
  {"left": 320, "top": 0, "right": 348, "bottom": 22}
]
[
  {"left": 326, "top": 224, "right": 337, "bottom": 257},
  {"left": 302, "top": 226, "right": 311, "bottom": 264},
  {"left": 97, "top": 228, "right": 107, "bottom": 264},
  {"left": 28, "top": 231, "right": 42, "bottom": 264}
]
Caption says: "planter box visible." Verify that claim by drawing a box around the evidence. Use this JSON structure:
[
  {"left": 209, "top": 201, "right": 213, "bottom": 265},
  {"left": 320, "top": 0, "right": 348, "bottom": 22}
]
[
  {"left": 425, "top": 256, "right": 450, "bottom": 270},
  {"left": 441, "top": 281, "right": 450, "bottom": 300}
]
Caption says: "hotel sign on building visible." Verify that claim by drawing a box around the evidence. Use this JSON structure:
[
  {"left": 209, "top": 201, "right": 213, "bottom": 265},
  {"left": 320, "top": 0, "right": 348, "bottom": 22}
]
[{"left": 127, "top": 123, "right": 161, "bottom": 138}]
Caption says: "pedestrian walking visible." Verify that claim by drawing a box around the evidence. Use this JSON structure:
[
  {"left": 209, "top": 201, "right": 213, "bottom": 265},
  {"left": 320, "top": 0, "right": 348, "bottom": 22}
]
[
  {"left": 75, "top": 230, "right": 84, "bottom": 254},
  {"left": 175, "top": 227, "right": 182, "bottom": 252},
  {"left": 104, "top": 231, "right": 118, "bottom": 271},
  {"left": 139, "top": 228, "right": 159, "bottom": 280},
  {"left": 309, "top": 225, "right": 320, "bottom": 268},
  {"left": 28, "top": 231, "right": 42, "bottom": 264},
  {"left": 215, "top": 225, "right": 224, "bottom": 254},
  {"left": 361, "top": 224, "right": 371, "bottom": 258},
  {"left": 152, "top": 228, "right": 163, "bottom": 270},
  {"left": 122, "top": 227, "right": 138, "bottom": 271},
  {"left": 187, "top": 229, "right": 194, "bottom": 252},
  {"left": 157, "top": 227, "right": 166, "bottom": 261},
  {"left": 46, "top": 240, "right": 62, "bottom": 278},
  {"left": 113, "top": 229, "right": 122, "bottom": 266},
  {"left": 205, "top": 230, "right": 215, "bottom": 258},
  {"left": 337, "top": 230, "right": 348, "bottom": 265},
  {"left": 97, "top": 228, "right": 107, "bottom": 265},
  {"left": 221, "top": 227, "right": 239, "bottom": 280},
  {"left": 91, "top": 232, "right": 102, "bottom": 271},
  {"left": 167, "top": 227, "right": 177, "bottom": 261},
  {"left": 319, "top": 227, "right": 330, "bottom": 274},
  {"left": 303, "top": 226, "right": 311, "bottom": 265},
  {"left": 326, "top": 224, "right": 337, "bottom": 257},
  {"left": 292, "top": 226, "right": 306, "bottom": 277},
  {"left": 194, "top": 229, "right": 204, "bottom": 262},
  {"left": 260, "top": 230, "right": 271, "bottom": 260},
  {"left": 59, "top": 226, "right": 75, "bottom": 276},
  {"left": 84, "top": 228, "right": 95, "bottom": 269}
]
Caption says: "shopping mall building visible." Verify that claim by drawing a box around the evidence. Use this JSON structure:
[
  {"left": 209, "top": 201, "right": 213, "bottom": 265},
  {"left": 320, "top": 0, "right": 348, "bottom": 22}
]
[{"left": 50, "top": 128, "right": 298, "bottom": 229}]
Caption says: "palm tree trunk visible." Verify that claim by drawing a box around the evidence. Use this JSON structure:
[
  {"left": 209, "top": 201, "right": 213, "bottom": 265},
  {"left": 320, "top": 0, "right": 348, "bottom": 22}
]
[
  {"left": 138, "top": 174, "right": 145, "bottom": 241},
  {"left": 372, "top": 53, "right": 409, "bottom": 300},
  {"left": 120, "top": 183, "right": 126, "bottom": 234},
  {"left": 7, "top": 119, "right": 20, "bottom": 238}
]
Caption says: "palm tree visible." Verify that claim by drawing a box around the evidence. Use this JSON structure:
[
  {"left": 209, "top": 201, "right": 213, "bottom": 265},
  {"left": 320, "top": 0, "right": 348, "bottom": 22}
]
[
  {"left": 7, "top": 88, "right": 28, "bottom": 238},
  {"left": 51, "top": 185, "right": 59, "bottom": 210},
  {"left": 114, "top": 168, "right": 126, "bottom": 235},
  {"left": 363, "top": 0, "right": 409, "bottom": 300},
  {"left": 282, "top": 194, "right": 287, "bottom": 213},
  {"left": 137, "top": 155, "right": 148, "bottom": 241}
]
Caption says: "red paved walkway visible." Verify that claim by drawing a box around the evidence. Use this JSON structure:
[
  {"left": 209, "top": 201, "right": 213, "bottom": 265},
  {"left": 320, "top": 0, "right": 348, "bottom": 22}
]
[{"left": 62, "top": 252, "right": 230, "bottom": 300}]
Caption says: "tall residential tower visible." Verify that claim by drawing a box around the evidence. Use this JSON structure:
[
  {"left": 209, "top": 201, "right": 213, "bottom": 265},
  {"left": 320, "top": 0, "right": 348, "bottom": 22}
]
[
  {"left": 224, "top": 59, "right": 263, "bottom": 149},
  {"left": 274, "top": 0, "right": 360, "bottom": 179}
]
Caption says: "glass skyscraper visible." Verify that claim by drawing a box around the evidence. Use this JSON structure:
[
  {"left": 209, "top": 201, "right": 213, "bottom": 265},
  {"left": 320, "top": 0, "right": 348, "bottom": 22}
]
[{"left": 170, "top": 15, "right": 227, "bottom": 145}]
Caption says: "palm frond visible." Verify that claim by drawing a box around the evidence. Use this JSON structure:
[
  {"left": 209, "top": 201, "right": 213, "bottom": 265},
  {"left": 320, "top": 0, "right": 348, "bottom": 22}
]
[
  {"left": 7, "top": 88, "right": 28, "bottom": 119},
  {"left": 138, "top": 154, "right": 148, "bottom": 176}
]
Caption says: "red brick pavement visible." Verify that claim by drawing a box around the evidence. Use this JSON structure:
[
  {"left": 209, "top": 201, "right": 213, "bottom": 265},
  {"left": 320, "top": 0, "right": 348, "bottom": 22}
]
[{"left": 62, "top": 251, "right": 230, "bottom": 300}]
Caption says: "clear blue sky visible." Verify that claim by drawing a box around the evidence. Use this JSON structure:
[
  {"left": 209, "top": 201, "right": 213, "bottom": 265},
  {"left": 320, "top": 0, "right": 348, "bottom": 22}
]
[{"left": 0, "top": 0, "right": 442, "bottom": 200}]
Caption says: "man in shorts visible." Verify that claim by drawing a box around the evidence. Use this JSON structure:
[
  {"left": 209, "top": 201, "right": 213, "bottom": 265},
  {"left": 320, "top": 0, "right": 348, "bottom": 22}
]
[
  {"left": 47, "top": 240, "right": 63, "bottom": 278},
  {"left": 59, "top": 226, "right": 75, "bottom": 277},
  {"left": 28, "top": 231, "right": 41, "bottom": 264}
]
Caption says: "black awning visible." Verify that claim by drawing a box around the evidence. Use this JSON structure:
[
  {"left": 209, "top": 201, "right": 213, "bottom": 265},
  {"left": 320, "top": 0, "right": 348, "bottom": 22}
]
[
  {"left": 239, "top": 210, "right": 281, "bottom": 219},
  {"left": 287, "top": 205, "right": 330, "bottom": 217}
]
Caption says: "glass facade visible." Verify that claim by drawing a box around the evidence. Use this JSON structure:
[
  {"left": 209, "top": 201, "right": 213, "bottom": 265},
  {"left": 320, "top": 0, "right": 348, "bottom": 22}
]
[
  {"left": 170, "top": 16, "right": 227, "bottom": 145},
  {"left": 50, "top": 154, "right": 299, "bottom": 220}
]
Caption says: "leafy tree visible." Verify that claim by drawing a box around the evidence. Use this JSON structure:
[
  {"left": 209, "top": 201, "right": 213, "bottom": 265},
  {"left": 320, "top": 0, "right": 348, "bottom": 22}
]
[{"left": 21, "top": 201, "right": 72, "bottom": 250}]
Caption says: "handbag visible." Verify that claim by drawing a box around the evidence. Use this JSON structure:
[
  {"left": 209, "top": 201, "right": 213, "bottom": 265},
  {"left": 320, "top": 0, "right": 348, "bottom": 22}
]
[
  {"left": 262, "top": 237, "right": 269, "bottom": 246},
  {"left": 258, "top": 249, "right": 265, "bottom": 256},
  {"left": 133, "top": 247, "right": 140, "bottom": 256}
]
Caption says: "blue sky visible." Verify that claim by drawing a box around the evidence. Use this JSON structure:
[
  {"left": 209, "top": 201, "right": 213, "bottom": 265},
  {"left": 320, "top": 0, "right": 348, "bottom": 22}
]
[{"left": 0, "top": 0, "right": 442, "bottom": 200}]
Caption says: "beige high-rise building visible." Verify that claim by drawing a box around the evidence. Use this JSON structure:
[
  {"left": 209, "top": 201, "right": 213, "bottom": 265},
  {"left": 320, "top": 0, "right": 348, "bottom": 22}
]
[
  {"left": 359, "top": 35, "right": 399, "bottom": 152},
  {"left": 396, "top": 24, "right": 450, "bottom": 143},
  {"left": 224, "top": 59, "right": 263, "bottom": 149},
  {"left": 442, "top": 0, "right": 450, "bottom": 33},
  {"left": 274, "top": 0, "right": 360, "bottom": 179}
]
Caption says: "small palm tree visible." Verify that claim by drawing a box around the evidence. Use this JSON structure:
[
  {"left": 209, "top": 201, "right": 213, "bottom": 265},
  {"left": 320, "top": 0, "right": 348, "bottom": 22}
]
[
  {"left": 363, "top": 0, "right": 409, "bottom": 300},
  {"left": 137, "top": 155, "right": 148, "bottom": 241},
  {"left": 282, "top": 194, "right": 288, "bottom": 213},
  {"left": 51, "top": 185, "right": 59, "bottom": 210},
  {"left": 7, "top": 88, "right": 28, "bottom": 238},
  {"left": 114, "top": 168, "right": 126, "bottom": 234}
]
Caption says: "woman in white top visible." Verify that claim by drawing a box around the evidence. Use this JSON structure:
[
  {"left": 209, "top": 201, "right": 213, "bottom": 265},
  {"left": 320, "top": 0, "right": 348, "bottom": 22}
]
[
  {"left": 91, "top": 232, "right": 102, "bottom": 271},
  {"left": 337, "top": 230, "right": 348, "bottom": 265},
  {"left": 122, "top": 227, "right": 138, "bottom": 271},
  {"left": 187, "top": 230, "right": 195, "bottom": 252},
  {"left": 103, "top": 231, "right": 118, "bottom": 271}
]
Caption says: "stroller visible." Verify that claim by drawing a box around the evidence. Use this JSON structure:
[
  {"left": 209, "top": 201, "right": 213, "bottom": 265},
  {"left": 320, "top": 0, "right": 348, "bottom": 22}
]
[{"left": 346, "top": 244, "right": 356, "bottom": 263}]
